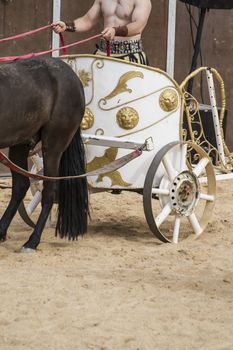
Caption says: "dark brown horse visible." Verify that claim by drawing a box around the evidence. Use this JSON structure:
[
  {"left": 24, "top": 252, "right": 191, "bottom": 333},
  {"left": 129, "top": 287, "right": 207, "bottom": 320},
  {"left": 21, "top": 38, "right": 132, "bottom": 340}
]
[{"left": 0, "top": 57, "right": 88, "bottom": 251}]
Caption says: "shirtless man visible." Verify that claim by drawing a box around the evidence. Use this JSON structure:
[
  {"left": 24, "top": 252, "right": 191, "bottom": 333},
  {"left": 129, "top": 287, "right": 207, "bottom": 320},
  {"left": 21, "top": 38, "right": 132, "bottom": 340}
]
[{"left": 51, "top": 0, "right": 152, "bottom": 65}]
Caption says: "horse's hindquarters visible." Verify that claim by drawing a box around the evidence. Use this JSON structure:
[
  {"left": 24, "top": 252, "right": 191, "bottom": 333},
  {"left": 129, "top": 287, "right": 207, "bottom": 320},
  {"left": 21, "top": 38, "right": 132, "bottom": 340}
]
[{"left": 0, "top": 57, "right": 85, "bottom": 149}]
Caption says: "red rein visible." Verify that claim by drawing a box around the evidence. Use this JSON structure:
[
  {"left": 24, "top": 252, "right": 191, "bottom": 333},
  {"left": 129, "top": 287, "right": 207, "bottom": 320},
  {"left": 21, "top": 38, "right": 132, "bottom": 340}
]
[
  {"left": 0, "top": 24, "right": 51, "bottom": 43},
  {"left": 0, "top": 25, "right": 105, "bottom": 62}
]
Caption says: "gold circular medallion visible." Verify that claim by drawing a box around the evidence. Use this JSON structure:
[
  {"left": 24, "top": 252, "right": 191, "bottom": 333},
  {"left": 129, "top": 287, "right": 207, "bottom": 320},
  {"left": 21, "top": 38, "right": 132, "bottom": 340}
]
[
  {"left": 116, "top": 107, "right": 139, "bottom": 130},
  {"left": 159, "top": 89, "right": 179, "bottom": 112},
  {"left": 81, "top": 108, "right": 94, "bottom": 130}
]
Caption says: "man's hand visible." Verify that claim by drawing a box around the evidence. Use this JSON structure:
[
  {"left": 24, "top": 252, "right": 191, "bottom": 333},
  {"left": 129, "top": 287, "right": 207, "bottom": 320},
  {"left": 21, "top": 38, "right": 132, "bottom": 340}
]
[
  {"left": 101, "top": 27, "right": 116, "bottom": 40},
  {"left": 51, "top": 21, "right": 66, "bottom": 34}
]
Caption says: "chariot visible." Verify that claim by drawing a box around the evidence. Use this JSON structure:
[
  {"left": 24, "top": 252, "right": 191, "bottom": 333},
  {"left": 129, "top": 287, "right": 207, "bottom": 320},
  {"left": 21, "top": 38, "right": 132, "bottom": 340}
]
[{"left": 18, "top": 55, "right": 233, "bottom": 244}]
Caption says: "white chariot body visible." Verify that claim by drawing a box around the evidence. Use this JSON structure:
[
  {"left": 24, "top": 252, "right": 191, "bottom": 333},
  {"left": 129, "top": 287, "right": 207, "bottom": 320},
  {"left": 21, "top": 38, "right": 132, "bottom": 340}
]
[
  {"left": 64, "top": 55, "right": 183, "bottom": 190},
  {"left": 20, "top": 55, "right": 233, "bottom": 244}
]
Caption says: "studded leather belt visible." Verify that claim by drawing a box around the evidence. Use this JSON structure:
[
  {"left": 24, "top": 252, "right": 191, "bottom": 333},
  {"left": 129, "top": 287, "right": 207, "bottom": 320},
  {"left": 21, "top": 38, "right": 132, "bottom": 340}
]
[{"left": 99, "top": 38, "right": 144, "bottom": 55}]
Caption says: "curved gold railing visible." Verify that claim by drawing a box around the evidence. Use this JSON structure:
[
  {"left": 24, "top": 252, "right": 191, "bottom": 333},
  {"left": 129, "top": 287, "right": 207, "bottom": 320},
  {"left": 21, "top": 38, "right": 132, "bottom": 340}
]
[{"left": 180, "top": 67, "right": 233, "bottom": 172}]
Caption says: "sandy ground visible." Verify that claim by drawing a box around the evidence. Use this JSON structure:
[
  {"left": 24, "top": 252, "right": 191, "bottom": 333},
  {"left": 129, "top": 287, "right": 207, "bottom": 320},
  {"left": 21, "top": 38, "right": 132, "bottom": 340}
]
[{"left": 0, "top": 178, "right": 233, "bottom": 350}]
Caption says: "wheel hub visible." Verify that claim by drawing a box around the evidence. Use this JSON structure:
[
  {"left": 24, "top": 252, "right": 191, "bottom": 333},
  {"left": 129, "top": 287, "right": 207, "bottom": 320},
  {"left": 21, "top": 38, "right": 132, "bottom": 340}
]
[{"left": 170, "top": 171, "right": 199, "bottom": 216}]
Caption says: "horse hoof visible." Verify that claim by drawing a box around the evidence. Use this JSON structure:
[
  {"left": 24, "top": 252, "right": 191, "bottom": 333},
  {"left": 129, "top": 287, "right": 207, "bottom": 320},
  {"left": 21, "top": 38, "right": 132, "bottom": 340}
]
[
  {"left": 0, "top": 236, "right": 6, "bottom": 243},
  {"left": 21, "top": 247, "right": 36, "bottom": 253}
]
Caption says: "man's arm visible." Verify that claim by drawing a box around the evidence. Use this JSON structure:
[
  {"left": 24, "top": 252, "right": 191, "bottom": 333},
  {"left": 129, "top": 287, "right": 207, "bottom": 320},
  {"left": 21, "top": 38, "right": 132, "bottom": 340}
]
[
  {"left": 126, "top": 0, "right": 152, "bottom": 37},
  {"left": 51, "top": 0, "right": 101, "bottom": 33},
  {"left": 102, "top": 0, "right": 151, "bottom": 40},
  {"left": 74, "top": 0, "right": 101, "bottom": 32}
]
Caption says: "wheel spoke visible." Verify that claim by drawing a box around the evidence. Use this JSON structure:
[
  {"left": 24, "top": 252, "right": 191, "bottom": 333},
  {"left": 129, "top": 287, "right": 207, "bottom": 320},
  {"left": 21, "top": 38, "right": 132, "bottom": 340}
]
[
  {"left": 180, "top": 144, "right": 187, "bottom": 171},
  {"left": 172, "top": 216, "right": 181, "bottom": 243},
  {"left": 144, "top": 141, "right": 216, "bottom": 244},
  {"left": 162, "top": 154, "right": 178, "bottom": 181},
  {"left": 188, "top": 213, "right": 202, "bottom": 235},
  {"left": 155, "top": 203, "right": 172, "bottom": 228},
  {"left": 31, "top": 154, "right": 43, "bottom": 172},
  {"left": 193, "top": 157, "right": 210, "bottom": 177},
  {"left": 199, "top": 193, "right": 215, "bottom": 202},
  {"left": 26, "top": 191, "right": 42, "bottom": 215},
  {"left": 152, "top": 188, "right": 169, "bottom": 196}
]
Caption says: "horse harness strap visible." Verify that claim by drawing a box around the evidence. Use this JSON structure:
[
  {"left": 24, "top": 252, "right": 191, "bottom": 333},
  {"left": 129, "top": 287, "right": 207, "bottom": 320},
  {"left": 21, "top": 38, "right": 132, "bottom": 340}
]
[{"left": 0, "top": 148, "right": 143, "bottom": 181}]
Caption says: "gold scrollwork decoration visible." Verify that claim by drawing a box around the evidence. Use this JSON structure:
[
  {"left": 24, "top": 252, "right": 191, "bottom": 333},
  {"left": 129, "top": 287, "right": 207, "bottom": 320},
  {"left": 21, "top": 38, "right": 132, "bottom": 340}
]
[
  {"left": 116, "top": 107, "right": 139, "bottom": 130},
  {"left": 81, "top": 108, "right": 94, "bottom": 130},
  {"left": 104, "top": 71, "right": 144, "bottom": 100},
  {"left": 85, "top": 58, "right": 105, "bottom": 106},
  {"left": 159, "top": 88, "right": 179, "bottom": 112},
  {"left": 180, "top": 67, "right": 233, "bottom": 171},
  {"left": 87, "top": 147, "right": 131, "bottom": 187},
  {"left": 95, "top": 128, "right": 104, "bottom": 135},
  {"left": 182, "top": 93, "right": 221, "bottom": 166},
  {"left": 99, "top": 85, "right": 179, "bottom": 112}
]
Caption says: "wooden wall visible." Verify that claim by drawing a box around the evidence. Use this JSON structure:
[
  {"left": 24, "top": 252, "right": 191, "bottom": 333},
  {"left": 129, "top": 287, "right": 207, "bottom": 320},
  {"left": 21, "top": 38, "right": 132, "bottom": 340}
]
[{"left": 0, "top": 0, "right": 52, "bottom": 56}]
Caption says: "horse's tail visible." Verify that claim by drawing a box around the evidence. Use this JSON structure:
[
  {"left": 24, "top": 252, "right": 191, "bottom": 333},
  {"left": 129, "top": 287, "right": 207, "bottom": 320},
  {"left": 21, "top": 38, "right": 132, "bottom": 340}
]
[{"left": 56, "top": 128, "right": 89, "bottom": 240}]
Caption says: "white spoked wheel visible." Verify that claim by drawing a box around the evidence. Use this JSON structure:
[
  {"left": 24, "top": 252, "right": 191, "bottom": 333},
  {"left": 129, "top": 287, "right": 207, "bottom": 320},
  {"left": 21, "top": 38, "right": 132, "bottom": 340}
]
[
  {"left": 18, "top": 154, "right": 44, "bottom": 228},
  {"left": 143, "top": 141, "right": 216, "bottom": 243}
]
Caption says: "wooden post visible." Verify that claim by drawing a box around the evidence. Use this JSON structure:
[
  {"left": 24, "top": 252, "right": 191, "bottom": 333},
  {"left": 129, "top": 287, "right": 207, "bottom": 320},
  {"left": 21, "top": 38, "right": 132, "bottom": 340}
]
[
  {"left": 166, "top": 0, "right": 177, "bottom": 77},
  {"left": 52, "top": 0, "right": 61, "bottom": 57}
]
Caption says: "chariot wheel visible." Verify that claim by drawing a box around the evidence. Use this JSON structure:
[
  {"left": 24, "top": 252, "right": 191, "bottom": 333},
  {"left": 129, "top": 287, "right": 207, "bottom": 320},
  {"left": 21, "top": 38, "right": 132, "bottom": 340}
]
[
  {"left": 143, "top": 141, "right": 216, "bottom": 243},
  {"left": 18, "top": 154, "right": 43, "bottom": 228}
]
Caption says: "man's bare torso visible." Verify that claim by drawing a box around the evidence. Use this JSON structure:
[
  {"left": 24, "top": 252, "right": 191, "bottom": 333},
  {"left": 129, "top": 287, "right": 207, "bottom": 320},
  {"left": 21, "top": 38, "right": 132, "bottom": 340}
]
[
  {"left": 51, "top": 0, "right": 151, "bottom": 43},
  {"left": 100, "top": 0, "right": 140, "bottom": 40}
]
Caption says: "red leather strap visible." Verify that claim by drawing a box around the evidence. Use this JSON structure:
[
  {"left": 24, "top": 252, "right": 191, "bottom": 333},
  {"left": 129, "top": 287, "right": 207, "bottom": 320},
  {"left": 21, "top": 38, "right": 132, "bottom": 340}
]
[
  {"left": 0, "top": 24, "right": 51, "bottom": 43},
  {"left": 0, "top": 34, "right": 102, "bottom": 62},
  {"left": 59, "top": 33, "right": 67, "bottom": 55},
  {"left": 0, "top": 148, "right": 142, "bottom": 181},
  {"left": 106, "top": 40, "right": 111, "bottom": 57}
]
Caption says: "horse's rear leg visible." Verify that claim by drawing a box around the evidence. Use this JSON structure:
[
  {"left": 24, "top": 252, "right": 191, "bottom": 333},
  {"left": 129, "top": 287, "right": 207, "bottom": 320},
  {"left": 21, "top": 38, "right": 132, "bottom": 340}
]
[
  {"left": 0, "top": 145, "right": 30, "bottom": 241},
  {"left": 22, "top": 152, "right": 60, "bottom": 251}
]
